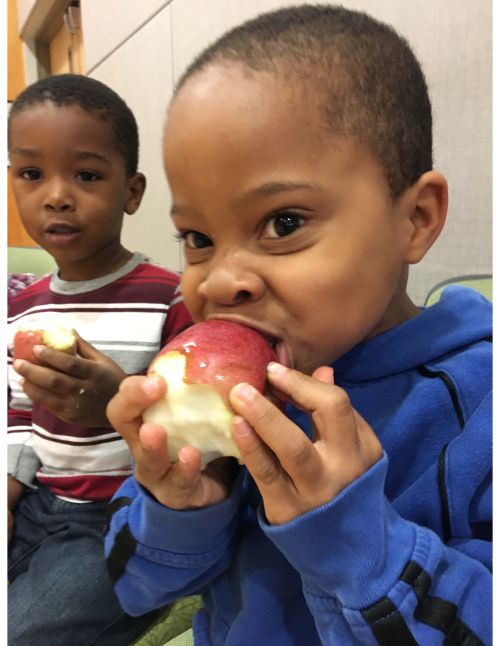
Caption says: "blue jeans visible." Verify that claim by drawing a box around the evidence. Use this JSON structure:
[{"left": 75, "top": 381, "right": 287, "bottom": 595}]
[{"left": 8, "top": 485, "right": 160, "bottom": 645}]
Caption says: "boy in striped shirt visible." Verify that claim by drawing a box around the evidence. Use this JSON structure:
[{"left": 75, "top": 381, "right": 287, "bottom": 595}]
[{"left": 7, "top": 74, "right": 192, "bottom": 644}]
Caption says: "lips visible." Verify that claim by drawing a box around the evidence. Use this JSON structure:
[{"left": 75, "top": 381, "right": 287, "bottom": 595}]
[{"left": 45, "top": 222, "right": 81, "bottom": 234}]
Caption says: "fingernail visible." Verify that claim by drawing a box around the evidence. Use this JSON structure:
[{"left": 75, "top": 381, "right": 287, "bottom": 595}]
[
  {"left": 13, "top": 359, "right": 24, "bottom": 370},
  {"left": 233, "top": 415, "right": 252, "bottom": 436},
  {"left": 267, "top": 361, "right": 286, "bottom": 375},
  {"left": 178, "top": 447, "right": 190, "bottom": 464},
  {"left": 33, "top": 345, "right": 44, "bottom": 356},
  {"left": 142, "top": 376, "right": 161, "bottom": 396},
  {"left": 232, "top": 382, "right": 256, "bottom": 402}
]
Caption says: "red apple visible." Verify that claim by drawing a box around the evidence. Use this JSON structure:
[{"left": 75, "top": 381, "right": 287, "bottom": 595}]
[
  {"left": 13, "top": 323, "right": 77, "bottom": 364},
  {"left": 144, "top": 319, "right": 279, "bottom": 466}
]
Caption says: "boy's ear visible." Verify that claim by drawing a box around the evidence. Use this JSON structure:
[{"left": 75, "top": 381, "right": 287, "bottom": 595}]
[
  {"left": 124, "top": 172, "right": 147, "bottom": 215},
  {"left": 402, "top": 171, "right": 448, "bottom": 264}
]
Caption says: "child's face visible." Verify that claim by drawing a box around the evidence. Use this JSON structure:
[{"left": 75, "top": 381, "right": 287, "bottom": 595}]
[
  {"left": 9, "top": 102, "right": 140, "bottom": 280},
  {"left": 164, "top": 66, "right": 417, "bottom": 373}
]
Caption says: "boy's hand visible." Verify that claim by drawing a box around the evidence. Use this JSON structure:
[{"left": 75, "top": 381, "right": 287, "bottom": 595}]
[
  {"left": 13, "top": 331, "right": 126, "bottom": 427},
  {"left": 106, "top": 375, "right": 233, "bottom": 509},
  {"left": 229, "top": 363, "right": 382, "bottom": 525}
]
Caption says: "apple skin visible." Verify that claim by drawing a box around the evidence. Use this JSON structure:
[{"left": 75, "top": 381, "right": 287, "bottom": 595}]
[
  {"left": 13, "top": 325, "right": 77, "bottom": 365},
  {"left": 144, "top": 320, "right": 278, "bottom": 466}
]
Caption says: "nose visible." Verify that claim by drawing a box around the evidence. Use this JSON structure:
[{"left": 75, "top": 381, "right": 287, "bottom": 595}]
[
  {"left": 197, "top": 252, "right": 266, "bottom": 306},
  {"left": 43, "top": 177, "right": 75, "bottom": 212}
]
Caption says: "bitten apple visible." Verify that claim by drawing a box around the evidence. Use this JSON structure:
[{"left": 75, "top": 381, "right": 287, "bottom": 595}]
[
  {"left": 143, "top": 320, "right": 278, "bottom": 466},
  {"left": 13, "top": 323, "right": 77, "bottom": 364}
]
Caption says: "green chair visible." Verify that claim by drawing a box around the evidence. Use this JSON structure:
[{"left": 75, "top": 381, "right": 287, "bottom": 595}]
[
  {"left": 131, "top": 596, "right": 201, "bottom": 646},
  {"left": 424, "top": 274, "right": 492, "bottom": 306},
  {"left": 8, "top": 246, "right": 57, "bottom": 276}
]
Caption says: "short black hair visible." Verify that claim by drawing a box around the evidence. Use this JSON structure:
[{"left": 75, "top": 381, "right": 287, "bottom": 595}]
[
  {"left": 175, "top": 4, "right": 432, "bottom": 197},
  {"left": 8, "top": 73, "right": 139, "bottom": 176}
]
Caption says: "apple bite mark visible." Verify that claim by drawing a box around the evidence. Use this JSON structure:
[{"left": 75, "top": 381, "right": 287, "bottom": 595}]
[
  {"left": 13, "top": 324, "right": 77, "bottom": 364},
  {"left": 143, "top": 319, "right": 278, "bottom": 467}
]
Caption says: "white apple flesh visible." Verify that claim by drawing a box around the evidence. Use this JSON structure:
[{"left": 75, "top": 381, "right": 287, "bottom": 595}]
[{"left": 143, "top": 320, "right": 279, "bottom": 467}]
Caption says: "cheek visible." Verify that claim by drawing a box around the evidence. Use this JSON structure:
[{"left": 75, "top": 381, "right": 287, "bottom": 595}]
[{"left": 180, "top": 269, "right": 204, "bottom": 320}]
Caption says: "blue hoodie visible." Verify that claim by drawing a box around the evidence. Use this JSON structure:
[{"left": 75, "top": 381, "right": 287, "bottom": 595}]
[{"left": 104, "top": 286, "right": 492, "bottom": 645}]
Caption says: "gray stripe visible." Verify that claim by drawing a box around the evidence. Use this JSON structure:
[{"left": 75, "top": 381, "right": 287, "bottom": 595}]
[
  {"left": 8, "top": 445, "right": 41, "bottom": 489},
  {"left": 50, "top": 252, "right": 148, "bottom": 295}
]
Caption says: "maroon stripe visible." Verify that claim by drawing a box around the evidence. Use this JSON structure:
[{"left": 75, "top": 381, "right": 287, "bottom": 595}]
[
  {"left": 38, "top": 473, "right": 131, "bottom": 501},
  {"left": 9, "top": 409, "right": 32, "bottom": 421},
  {"left": 32, "top": 429, "right": 124, "bottom": 446},
  {"left": 33, "top": 407, "right": 118, "bottom": 438}
]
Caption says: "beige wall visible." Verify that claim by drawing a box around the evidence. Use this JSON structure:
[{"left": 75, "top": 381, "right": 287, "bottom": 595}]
[{"left": 19, "top": 0, "right": 491, "bottom": 304}]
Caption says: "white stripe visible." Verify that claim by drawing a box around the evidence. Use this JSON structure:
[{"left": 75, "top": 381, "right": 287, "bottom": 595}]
[
  {"left": 38, "top": 468, "right": 132, "bottom": 478},
  {"left": 7, "top": 430, "right": 32, "bottom": 444},
  {"left": 8, "top": 310, "right": 169, "bottom": 348},
  {"left": 96, "top": 343, "right": 159, "bottom": 352},
  {"left": 32, "top": 434, "right": 131, "bottom": 471},
  {"left": 8, "top": 301, "right": 170, "bottom": 323}
]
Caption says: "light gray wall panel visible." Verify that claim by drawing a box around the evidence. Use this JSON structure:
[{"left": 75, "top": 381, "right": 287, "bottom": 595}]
[
  {"left": 88, "top": 5, "right": 182, "bottom": 271},
  {"left": 81, "top": 0, "right": 171, "bottom": 72}
]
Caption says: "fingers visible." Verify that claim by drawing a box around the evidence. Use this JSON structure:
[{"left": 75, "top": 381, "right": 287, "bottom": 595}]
[
  {"left": 267, "top": 362, "right": 359, "bottom": 442},
  {"left": 106, "top": 375, "right": 167, "bottom": 445},
  {"left": 231, "top": 414, "right": 284, "bottom": 487},
  {"left": 229, "top": 366, "right": 383, "bottom": 525},
  {"left": 132, "top": 423, "right": 202, "bottom": 508},
  {"left": 72, "top": 330, "right": 102, "bottom": 361},
  {"left": 271, "top": 363, "right": 381, "bottom": 460},
  {"left": 229, "top": 383, "right": 321, "bottom": 488},
  {"left": 134, "top": 421, "right": 172, "bottom": 480},
  {"left": 13, "top": 357, "right": 85, "bottom": 396}
]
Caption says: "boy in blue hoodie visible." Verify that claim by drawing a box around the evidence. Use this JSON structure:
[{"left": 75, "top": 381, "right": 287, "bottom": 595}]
[{"left": 104, "top": 6, "right": 492, "bottom": 644}]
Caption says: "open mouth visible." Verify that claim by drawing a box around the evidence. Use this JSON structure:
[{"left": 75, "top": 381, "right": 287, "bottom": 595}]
[
  {"left": 45, "top": 223, "right": 81, "bottom": 235},
  {"left": 258, "top": 333, "right": 293, "bottom": 369}
]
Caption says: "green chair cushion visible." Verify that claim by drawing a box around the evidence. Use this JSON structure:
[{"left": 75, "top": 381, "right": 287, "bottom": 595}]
[{"left": 131, "top": 596, "right": 202, "bottom": 646}]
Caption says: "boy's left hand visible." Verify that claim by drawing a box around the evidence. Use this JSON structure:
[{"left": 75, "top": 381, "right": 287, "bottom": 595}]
[
  {"left": 229, "top": 363, "right": 382, "bottom": 525},
  {"left": 13, "top": 331, "right": 126, "bottom": 427}
]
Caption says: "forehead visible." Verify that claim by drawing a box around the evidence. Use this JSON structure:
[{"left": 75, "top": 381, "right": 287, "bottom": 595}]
[
  {"left": 164, "top": 66, "right": 330, "bottom": 173},
  {"left": 164, "top": 65, "right": 387, "bottom": 195},
  {"left": 9, "top": 102, "right": 117, "bottom": 153},
  {"left": 167, "top": 64, "right": 321, "bottom": 138}
]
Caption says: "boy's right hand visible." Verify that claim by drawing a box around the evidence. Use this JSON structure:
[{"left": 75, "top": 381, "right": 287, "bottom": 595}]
[{"left": 106, "top": 375, "right": 232, "bottom": 509}]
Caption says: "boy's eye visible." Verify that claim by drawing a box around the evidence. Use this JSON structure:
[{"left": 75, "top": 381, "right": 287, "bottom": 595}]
[
  {"left": 19, "top": 168, "right": 41, "bottom": 181},
  {"left": 77, "top": 171, "right": 101, "bottom": 182},
  {"left": 262, "top": 211, "right": 305, "bottom": 238},
  {"left": 179, "top": 231, "right": 213, "bottom": 249}
]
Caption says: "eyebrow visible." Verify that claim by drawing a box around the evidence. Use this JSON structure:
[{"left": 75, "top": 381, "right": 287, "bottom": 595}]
[
  {"left": 9, "top": 148, "right": 111, "bottom": 165},
  {"left": 240, "top": 181, "right": 319, "bottom": 199},
  {"left": 170, "top": 180, "right": 318, "bottom": 216}
]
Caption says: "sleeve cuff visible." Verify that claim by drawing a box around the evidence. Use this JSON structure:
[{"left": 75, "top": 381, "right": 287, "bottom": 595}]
[
  {"left": 128, "top": 469, "right": 245, "bottom": 553},
  {"left": 260, "top": 453, "right": 417, "bottom": 608}
]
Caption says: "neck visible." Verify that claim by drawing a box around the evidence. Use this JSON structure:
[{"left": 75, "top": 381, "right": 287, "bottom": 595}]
[{"left": 57, "top": 244, "right": 134, "bottom": 281}]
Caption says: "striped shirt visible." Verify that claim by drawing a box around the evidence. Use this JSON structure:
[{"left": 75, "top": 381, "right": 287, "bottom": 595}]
[{"left": 8, "top": 252, "right": 192, "bottom": 503}]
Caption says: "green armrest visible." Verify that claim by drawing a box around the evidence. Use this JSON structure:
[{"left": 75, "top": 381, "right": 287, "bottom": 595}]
[{"left": 424, "top": 274, "right": 492, "bottom": 306}]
